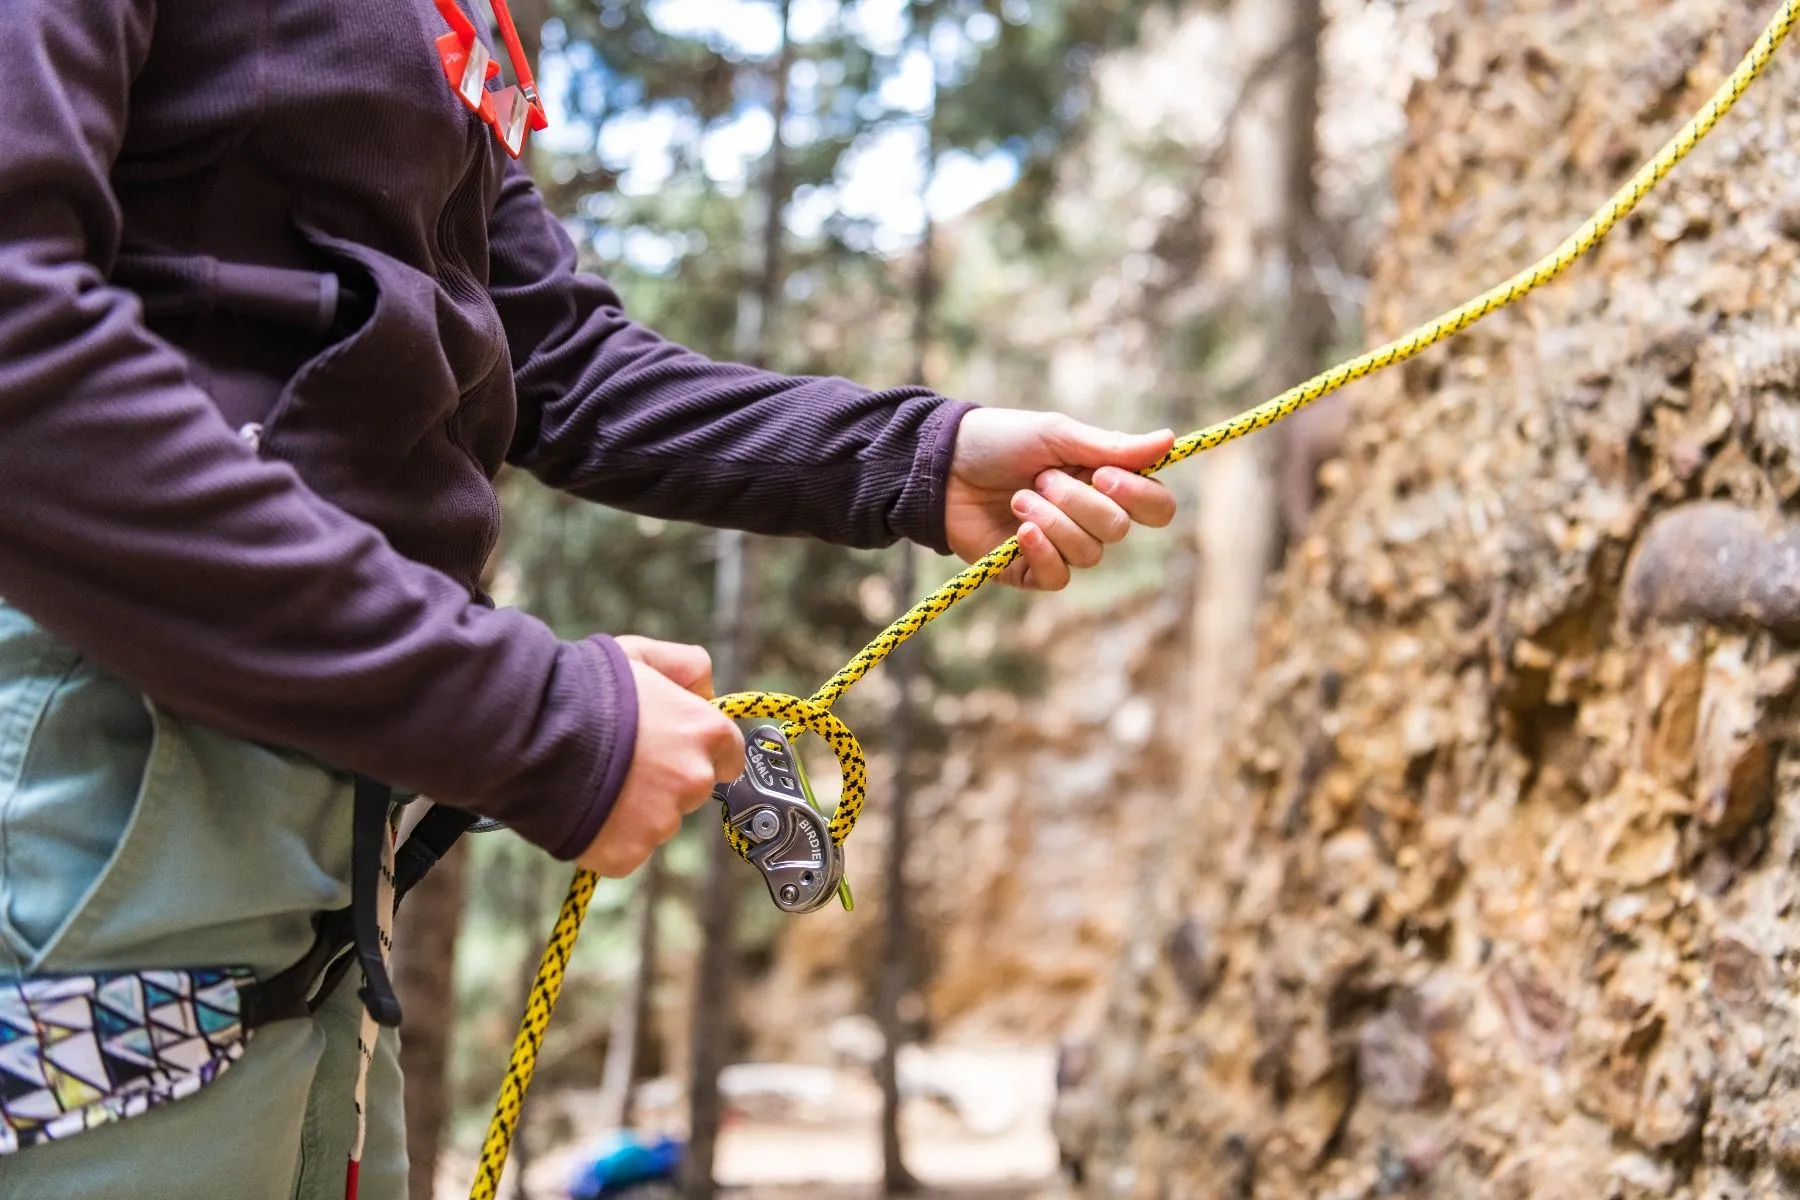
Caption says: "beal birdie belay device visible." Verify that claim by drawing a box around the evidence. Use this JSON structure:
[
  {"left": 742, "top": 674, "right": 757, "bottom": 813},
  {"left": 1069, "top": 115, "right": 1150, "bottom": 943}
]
[{"left": 715, "top": 725, "right": 845, "bottom": 915}]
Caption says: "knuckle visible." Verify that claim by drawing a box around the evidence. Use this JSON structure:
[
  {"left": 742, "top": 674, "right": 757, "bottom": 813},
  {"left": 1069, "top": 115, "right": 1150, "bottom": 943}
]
[
  {"left": 711, "top": 720, "right": 745, "bottom": 755},
  {"left": 593, "top": 844, "right": 643, "bottom": 878}
]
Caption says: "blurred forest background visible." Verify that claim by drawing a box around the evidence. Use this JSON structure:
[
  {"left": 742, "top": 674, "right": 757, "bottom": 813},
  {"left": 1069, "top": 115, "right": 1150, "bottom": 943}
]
[{"left": 398, "top": 0, "right": 1800, "bottom": 1197}]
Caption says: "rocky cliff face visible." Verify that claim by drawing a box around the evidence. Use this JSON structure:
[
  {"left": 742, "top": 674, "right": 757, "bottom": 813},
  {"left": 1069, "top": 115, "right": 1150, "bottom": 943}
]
[{"left": 1063, "top": 2, "right": 1800, "bottom": 1196}]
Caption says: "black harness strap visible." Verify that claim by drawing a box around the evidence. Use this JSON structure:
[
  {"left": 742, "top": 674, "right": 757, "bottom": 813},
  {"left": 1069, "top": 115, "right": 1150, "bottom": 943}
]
[
  {"left": 350, "top": 776, "right": 403, "bottom": 1028},
  {"left": 238, "top": 906, "right": 354, "bottom": 1029},
  {"left": 394, "top": 805, "right": 481, "bottom": 902},
  {"left": 239, "top": 788, "right": 480, "bottom": 1031}
]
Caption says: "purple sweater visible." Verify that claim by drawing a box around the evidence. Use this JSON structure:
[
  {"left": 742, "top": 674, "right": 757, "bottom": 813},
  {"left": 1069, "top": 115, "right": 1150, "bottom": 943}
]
[{"left": 0, "top": 0, "right": 973, "bottom": 859}]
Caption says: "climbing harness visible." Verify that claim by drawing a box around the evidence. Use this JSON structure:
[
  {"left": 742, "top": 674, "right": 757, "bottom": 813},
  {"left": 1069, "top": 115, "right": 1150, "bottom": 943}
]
[
  {"left": 471, "top": 2, "right": 1800, "bottom": 1194},
  {"left": 0, "top": 778, "right": 476, "bottom": 1200}
]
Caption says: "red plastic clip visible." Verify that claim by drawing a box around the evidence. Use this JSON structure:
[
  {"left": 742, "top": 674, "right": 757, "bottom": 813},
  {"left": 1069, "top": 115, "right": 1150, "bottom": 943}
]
[{"left": 432, "top": 0, "right": 547, "bottom": 158}]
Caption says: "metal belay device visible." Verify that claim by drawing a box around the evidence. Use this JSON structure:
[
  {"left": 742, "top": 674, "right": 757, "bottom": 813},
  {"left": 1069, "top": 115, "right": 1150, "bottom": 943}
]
[{"left": 715, "top": 724, "right": 845, "bottom": 915}]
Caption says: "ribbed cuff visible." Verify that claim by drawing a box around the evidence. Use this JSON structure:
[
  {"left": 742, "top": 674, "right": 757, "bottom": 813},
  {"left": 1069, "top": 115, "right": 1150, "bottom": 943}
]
[
  {"left": 546, "top": 633, "right": 639, "bottom": 860},
  {"left": 892, "top": 398, "right": 978, "bottom": 555}
]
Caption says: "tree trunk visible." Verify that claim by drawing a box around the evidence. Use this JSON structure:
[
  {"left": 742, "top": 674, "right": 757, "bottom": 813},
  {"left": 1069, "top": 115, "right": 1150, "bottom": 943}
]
[
  {"left": 684, "top": 529, "right": 750, "bottom": 1200},
  {"left": 877, "top": 541, "right": 922, "bottom": 1196},
  {"left": 685, "top": 13, "right": 794, "bottom": 1194},
  {"left": 595, "top": 852, "right": 664, "bottom": 1131},
  {"left": 394, "top": 839, "right": 468, "bottom": 1200},
  {"left": 1072, "top": 4, "right": 1327, "bottom": 1181},
  {"left": 1184, "top": 0, "right": 1327, "bottom": 862},
  {"left": 623, "top": 852, "right": 664, "bottom": 1127},
  {"left": 1073, "top": 2, "right": 1800, "bottom": 1196},
  {"left": 873, "top": 82, "right": 941, "bottom": 1196}
]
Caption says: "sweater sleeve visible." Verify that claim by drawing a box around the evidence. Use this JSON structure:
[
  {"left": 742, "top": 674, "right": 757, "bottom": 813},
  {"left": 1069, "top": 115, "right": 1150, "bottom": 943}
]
[
  {"left": 0, "top": 0, "right": 634, "bottom": 860},
  {"left": 487, "top": 161, "right": 976, "bottom": 555}
]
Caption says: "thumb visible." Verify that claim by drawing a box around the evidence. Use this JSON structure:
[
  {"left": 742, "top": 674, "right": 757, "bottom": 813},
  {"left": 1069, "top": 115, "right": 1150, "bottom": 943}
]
[{"left": 1043, "top": 418, "right": 1175, "bottom": 472}]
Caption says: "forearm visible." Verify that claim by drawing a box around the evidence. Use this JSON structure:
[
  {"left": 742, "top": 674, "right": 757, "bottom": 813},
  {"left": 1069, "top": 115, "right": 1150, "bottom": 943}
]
[
  {"left": 489, "top": 163, "right": 975, "bottom": 549},
  {"left": 0, "top": 283, "right": 633, "bottom": 858}
]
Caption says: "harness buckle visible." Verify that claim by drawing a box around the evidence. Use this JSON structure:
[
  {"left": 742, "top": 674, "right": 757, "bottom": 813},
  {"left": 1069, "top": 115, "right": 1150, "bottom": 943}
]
[{"left": 714, "top": 724, "right": 843, "bottom": 914}]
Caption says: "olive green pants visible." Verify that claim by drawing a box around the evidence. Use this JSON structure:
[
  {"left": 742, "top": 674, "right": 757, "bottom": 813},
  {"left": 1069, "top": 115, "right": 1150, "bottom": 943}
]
[{"left": 0, "top": 600, "right": 408, "bottom": 1199}]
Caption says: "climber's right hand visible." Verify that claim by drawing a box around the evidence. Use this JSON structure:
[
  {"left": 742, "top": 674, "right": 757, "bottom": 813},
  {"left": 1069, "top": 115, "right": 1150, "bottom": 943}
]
[{"left": 578, "top": 641, "right": 744, "bottom": 877}]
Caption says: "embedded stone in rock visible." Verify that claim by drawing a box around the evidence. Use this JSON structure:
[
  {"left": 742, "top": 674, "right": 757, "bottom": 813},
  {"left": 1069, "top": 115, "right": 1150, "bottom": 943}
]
[
  {"left": 1357, "top": 1004, "right": 1449, "bottom": 1111},
  {"left": 1487, "top": 958, "right": 1572, "bottom": 1064},
  {"left": 1622, "top": 503, "right": 1800, "bottom": 640},
  {"left": 1707, "top": 934, "right": 1771, "bottom": 1018},
  {"left": 1166, "top": 915, "right": 1223, "bottom": 1005}
]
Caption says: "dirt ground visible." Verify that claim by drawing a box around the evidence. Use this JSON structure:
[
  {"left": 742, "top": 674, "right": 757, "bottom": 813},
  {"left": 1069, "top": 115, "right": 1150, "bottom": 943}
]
[{"left": 438, "top": 1043, "right": 1064, "bottom": 1200}]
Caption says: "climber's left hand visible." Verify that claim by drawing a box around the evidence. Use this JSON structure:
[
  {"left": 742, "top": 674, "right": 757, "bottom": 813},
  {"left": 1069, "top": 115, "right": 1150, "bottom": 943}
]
[{"left": 943, "top": 409, "right": 1178, "bottom": 591}]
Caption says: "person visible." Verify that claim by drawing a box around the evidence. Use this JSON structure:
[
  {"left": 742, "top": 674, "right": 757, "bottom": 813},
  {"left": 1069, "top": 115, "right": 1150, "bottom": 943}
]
[{"left": 0, "top": 1, "right": 1177, "bottom": 1197}]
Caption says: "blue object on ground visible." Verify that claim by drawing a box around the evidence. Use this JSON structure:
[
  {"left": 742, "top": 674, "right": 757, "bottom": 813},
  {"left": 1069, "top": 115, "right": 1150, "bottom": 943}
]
[{"left": 567, "top": 1132, "right": 685, "bottom": 1199}]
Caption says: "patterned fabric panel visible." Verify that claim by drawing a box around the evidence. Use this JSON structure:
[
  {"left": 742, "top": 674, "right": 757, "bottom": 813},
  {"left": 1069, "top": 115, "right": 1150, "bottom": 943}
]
[{"left": 0, "top": 967, "right": 254, "bottom": 1154}]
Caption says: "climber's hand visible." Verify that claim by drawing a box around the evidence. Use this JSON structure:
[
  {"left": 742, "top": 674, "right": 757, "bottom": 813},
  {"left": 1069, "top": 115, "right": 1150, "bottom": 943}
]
[
  {"left": 944, "top": 409, "right": 1178, "bottom": 590},
  {"left": 578, "top": 645, "right": 742, "bottom": 878}
]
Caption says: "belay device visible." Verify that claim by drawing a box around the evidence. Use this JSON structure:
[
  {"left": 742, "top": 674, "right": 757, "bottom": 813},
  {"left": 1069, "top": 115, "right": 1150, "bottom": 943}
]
[{"left": 714, "top": 725, "right": 844, "bottom": 914}]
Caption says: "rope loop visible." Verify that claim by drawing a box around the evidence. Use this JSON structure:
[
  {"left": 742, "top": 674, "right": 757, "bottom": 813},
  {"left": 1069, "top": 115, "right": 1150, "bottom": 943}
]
[{"left": 712, "top": 691, "right": 867, "bottom": 853}]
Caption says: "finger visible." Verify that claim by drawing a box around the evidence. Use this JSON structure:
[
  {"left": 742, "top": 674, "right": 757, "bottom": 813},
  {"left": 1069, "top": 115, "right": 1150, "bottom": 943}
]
[
  {"left": 618, "top": 637, "right": 716, "bottom": 698},
  {"left": 1016, "top": 520, "right": 1070, "bottom": 591},
  {"left": 997, "top": 540, "right": 1032, "bottom": 588},
  {"left": 675, "top": 770, "right": 722, "bottom": 815},
  {"left": 704, "top": 715, "right": 746, "bottom": 784},
  {"left": 1092, "top": 467, "right": 1178, "bottom": 528},
  {"left": 1013, "top": 488, "right": 1103, "bottom": 570},
  {"left": 1035, "top": 468, "right": 1131, "bottom": 544},
  {"left": 646, "top": 806, "right": 683, "bottom": 843},
  {"left": 588, "top": 838, "right": 650, "bottom": 879},
  {"left": 1043, "top": 417, "right": 1175, "bottom": 472}
]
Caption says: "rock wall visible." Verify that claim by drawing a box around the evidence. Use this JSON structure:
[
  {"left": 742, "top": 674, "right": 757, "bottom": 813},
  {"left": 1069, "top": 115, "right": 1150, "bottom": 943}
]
[{"left": 1064, "top": 2, "right": 1800, "bottom": 1196}]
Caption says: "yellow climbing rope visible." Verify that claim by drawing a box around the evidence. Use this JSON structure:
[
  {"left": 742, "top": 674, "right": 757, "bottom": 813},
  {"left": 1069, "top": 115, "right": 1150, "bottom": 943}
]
[{"left": 468, "top": 3, "right": 1797, "bottom": 1193}]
